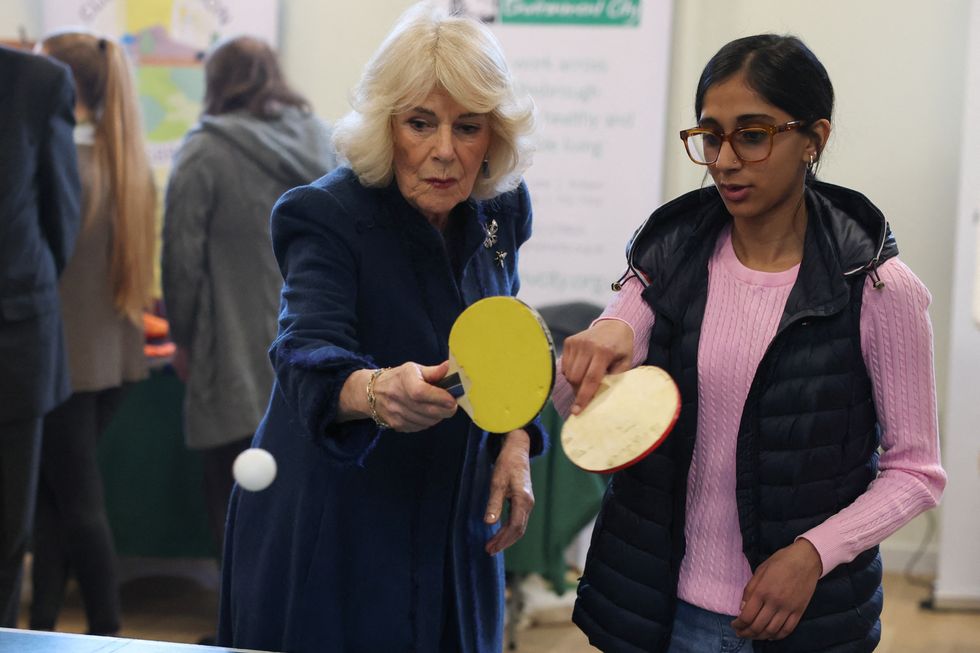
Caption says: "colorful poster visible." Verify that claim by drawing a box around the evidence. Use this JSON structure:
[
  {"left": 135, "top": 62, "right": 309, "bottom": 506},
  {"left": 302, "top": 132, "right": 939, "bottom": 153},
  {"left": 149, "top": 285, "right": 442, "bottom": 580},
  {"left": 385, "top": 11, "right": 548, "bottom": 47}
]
[
  {"left": 450, "top": 0, "right": 673, "bottom": 307},
  {"left": 42, "top": 0, "right": 279, "bottom": 167},
  {"left": 41, "top": 0, "right": 279, "bottom": 295}
]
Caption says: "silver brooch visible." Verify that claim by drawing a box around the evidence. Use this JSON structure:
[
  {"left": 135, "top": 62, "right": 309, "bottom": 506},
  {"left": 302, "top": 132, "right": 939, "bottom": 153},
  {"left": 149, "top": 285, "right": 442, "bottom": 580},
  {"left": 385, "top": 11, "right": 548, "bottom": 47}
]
[
  {"left": 483, "top": 219, "right": 498, "bottom": 248},
  {"left": 494, "top": 250, "right": 508, "bottom": 268}
]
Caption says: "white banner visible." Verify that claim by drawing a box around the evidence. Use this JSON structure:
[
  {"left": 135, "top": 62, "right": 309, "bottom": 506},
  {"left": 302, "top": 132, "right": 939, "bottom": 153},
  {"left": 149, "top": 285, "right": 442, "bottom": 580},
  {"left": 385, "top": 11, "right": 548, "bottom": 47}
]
[{"left": 452, "top": 0, "right": 673, "bottom": 307}]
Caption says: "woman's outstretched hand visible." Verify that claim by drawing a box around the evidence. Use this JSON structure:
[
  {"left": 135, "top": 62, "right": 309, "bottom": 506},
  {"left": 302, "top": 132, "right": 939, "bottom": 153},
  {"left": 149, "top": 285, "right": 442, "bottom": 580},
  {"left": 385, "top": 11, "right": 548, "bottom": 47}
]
[
  {"left": 561, "top": 319, "right": 634, "bottom": 414},
  {"left": 339, "top": 362, "right": 457, "bottom": 431},
  {"left": 484, "top": 429, "right": 534, "bottom": 556},
  {"left": 371, "top": 362, "right": 459, "bottom": 432},
  {"left": 731, "top": 538, "right": 823, "bottom": 641}
]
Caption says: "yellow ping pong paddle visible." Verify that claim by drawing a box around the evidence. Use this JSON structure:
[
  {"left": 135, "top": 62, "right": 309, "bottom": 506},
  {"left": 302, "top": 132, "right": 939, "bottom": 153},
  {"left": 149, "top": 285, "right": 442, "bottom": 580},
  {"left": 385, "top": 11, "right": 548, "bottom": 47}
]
[
  {"left": 561, "top": 366, "right": 680, "bottom": 473},
  {"left": 437, "top": 296, "right": 555, "bottom": 433}
]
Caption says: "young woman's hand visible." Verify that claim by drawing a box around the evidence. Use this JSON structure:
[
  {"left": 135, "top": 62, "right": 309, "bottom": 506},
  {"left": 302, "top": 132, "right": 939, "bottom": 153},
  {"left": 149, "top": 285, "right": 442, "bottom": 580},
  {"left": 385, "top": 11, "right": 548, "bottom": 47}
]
[
  {"left": 484, "top": 429, "right": 534, "bottom": 556},
  {"left": 731, "top": 538, "right": 823, "bottom": 641},
  {"left": 560, "top": 319, "right": 634, "bottom": 414}
]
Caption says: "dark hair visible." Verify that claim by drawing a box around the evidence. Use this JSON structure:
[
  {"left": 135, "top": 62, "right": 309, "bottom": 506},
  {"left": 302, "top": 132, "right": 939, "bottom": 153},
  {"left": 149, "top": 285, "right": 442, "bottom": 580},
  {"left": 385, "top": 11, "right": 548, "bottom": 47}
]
[
  {"left": 203, "top": 36, "right": 309, "bottom": 118},
  {"left": 695, "top": 35, "right": 834, "bottom": 168}
]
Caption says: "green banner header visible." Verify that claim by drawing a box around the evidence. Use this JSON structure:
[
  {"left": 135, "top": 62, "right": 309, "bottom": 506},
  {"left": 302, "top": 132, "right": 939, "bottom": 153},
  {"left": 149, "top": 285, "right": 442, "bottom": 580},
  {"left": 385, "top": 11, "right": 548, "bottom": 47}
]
[{"left": 500, "top": 0, "right": 641, "bottom": 26}]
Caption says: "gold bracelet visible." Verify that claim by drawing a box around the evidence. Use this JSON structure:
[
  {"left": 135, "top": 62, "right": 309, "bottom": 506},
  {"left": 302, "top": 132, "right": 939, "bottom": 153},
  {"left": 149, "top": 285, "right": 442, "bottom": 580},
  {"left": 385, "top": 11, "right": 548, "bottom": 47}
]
[{"left": 366, "top": 367, "right": 391, "bottom": 429}]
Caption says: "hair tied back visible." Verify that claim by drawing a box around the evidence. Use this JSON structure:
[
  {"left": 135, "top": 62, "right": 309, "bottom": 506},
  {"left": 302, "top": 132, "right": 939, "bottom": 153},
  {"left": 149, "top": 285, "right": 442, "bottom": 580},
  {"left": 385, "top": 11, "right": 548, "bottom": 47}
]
[{"left": 98, "top": 37, "right": 107, "bottom": 51}]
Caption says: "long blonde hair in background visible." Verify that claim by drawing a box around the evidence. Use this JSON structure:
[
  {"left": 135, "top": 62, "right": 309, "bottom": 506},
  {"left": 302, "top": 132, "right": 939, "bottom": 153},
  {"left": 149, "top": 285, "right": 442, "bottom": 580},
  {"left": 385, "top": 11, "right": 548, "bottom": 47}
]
[{"left": 40, "top": 31, "right": 156, "bottom": 326}]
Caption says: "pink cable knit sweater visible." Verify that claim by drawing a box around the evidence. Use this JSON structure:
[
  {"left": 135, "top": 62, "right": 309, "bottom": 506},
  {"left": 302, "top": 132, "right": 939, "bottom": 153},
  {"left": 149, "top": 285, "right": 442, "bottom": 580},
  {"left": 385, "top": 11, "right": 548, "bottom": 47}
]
[{"left": 552, "top": 226, "right": 946, "bottom": 616}]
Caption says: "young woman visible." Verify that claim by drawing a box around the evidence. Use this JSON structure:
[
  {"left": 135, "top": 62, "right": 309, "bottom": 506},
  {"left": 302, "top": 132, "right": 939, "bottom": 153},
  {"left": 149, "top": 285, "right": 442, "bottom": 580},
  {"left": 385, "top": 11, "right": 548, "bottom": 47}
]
[
  {"left": 555, "top": 35, "right": 946, "bottom": 653},
  {"left": 32, "top": 31, "right": 155, "bottom": 635}
]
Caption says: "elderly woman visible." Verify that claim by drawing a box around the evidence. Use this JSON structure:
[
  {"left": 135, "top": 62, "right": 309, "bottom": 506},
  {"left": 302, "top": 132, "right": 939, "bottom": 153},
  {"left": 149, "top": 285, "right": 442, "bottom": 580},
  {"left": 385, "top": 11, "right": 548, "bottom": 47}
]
[{"left": 217, "top": 5, "right": 537, "bottom": 653}]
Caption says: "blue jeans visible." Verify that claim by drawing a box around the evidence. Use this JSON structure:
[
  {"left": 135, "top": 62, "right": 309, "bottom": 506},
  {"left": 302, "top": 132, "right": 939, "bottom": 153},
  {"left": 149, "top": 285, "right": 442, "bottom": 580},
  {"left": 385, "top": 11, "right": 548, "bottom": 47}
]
[{"left": 666, "top": 600, "right": 755, "bottom": 653}]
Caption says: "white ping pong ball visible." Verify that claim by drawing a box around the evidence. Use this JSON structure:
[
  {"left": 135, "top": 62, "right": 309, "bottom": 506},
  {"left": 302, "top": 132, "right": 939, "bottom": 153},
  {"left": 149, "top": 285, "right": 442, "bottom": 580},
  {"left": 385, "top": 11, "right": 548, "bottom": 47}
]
[{"left": 233, "top": 448, "right": 277, "bottom": 492}]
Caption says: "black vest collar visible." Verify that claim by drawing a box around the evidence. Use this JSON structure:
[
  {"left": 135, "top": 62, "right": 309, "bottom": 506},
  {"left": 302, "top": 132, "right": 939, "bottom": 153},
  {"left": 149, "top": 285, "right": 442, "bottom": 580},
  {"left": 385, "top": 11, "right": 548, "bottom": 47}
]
[{"left": 626, "top": 181, "right": 897, "bottom": 330}]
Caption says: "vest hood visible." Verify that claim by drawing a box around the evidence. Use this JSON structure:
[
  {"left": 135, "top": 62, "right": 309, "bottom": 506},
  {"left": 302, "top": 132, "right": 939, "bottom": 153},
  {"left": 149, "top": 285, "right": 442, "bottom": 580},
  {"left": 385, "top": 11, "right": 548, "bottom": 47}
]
[
  {"left": 625, "top": 181, "right": 898, "bottom": 330},
  {"left": 626, "top": 181, "right": 896, "bottom": 284}
]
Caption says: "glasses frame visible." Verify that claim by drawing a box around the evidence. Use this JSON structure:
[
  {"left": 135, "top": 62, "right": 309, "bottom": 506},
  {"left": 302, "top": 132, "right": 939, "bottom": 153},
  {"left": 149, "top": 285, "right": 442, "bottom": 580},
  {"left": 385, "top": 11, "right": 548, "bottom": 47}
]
[{"left": 679, "top": 120, "right": 808, "bottom": 165}]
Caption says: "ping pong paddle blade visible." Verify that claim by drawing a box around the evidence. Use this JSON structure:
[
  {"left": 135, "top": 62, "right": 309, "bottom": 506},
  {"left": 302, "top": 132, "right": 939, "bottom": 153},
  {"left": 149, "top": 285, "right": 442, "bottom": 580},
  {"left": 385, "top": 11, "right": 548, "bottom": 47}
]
[
  {"left": 435, "top": 296, "right": 555, "bottom": 433},
  {"left": 561, "top": 365, "right": 680, "bottom": 473}
]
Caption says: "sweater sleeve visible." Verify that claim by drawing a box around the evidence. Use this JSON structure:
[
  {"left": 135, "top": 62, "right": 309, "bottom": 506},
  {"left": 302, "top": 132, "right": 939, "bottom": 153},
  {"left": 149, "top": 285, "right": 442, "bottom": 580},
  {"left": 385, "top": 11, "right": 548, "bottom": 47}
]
[
  {"left": 552, "top": 275, "right": 656, "bottom": 418},
  {"left": 799, "top": 257, "right": 947, "bottom": 576}
]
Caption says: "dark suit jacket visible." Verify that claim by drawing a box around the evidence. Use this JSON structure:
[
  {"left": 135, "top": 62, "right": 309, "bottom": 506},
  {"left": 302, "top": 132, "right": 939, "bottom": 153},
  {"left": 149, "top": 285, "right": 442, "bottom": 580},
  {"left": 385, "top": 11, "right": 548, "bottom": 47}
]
[{"left": 0, "top": 46, "right": 81, "bottom": 423}]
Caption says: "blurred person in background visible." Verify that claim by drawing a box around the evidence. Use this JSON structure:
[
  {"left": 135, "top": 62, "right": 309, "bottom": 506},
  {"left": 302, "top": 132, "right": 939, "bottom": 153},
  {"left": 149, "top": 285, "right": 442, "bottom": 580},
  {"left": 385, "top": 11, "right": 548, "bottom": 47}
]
[
  {"left": 161, "top": 35, "right": 338, "bottom": 562},
  {"left": 0, "top": 43, "right": 81, "bottom": 630},
  {"left": 30, "top": 30, "right": 155, "bottom": 636}
]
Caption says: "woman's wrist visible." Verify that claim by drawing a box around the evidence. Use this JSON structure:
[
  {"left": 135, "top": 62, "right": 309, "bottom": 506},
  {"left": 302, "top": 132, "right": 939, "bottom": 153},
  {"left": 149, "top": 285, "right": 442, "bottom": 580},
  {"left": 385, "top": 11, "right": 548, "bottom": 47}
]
[
  {"left": 337, "top": 368, "right": 374, "bottom": 423},
  {"left": 503, "top": 429, "right": 531, "bottom": 453},
  {"left": 366, "top": 367, "right": 392, "bottom": 429},
  {"left": 590, "top": 316, "right": 636, "bottom": 339}
]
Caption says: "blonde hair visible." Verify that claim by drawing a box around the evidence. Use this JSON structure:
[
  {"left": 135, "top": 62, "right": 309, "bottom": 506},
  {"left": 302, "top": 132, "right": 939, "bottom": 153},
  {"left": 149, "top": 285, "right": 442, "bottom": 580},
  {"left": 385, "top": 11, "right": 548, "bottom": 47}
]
[
  {"left": 41, "top": 31, "right": 156, "bottom": 325},
  {"left": 333, "top": 2, "right": 534, "bottom": 200}
]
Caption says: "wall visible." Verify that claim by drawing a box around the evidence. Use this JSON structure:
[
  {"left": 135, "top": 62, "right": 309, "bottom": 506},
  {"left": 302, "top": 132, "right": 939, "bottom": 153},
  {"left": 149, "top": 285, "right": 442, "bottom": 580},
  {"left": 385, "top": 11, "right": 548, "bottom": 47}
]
[
  {"left": 277, "top": 1, "right": 410, "bottom": 121},
  {"left": 934, "top": 0, "right": 980, "bottom": 608},
  {"left": 0, "top": 0, "right": 39, "bottom": 40}
]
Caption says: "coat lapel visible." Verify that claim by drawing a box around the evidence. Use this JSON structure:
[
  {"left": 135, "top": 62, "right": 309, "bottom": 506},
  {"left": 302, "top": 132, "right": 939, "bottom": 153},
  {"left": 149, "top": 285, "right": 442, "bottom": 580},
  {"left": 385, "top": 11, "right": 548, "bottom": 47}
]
[{"left": 381, "top": 184, "right": 464, "bottom": 350}]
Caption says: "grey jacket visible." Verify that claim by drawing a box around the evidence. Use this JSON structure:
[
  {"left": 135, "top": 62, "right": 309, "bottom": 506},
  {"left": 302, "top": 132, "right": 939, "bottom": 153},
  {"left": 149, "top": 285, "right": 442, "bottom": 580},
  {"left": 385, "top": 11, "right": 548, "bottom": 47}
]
[{"left": 162, "top": 107, "right": 337, "bottom": 449}]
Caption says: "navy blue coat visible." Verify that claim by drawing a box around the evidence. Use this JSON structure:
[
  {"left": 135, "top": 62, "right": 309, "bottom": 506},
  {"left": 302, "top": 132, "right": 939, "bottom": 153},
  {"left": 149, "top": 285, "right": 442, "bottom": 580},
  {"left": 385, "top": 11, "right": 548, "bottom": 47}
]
[
  {"left": 218, "top": 168, "right": 543, "bottom": 653},
  {"left": 0, "top": 47, "right": 80, "bottom": 422}
]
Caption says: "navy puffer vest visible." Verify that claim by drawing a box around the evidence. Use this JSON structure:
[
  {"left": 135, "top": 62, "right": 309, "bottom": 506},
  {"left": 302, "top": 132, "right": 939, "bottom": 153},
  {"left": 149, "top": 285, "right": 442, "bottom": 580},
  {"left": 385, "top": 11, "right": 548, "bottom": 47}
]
[{"left": 573, "top": 182, "right": 897, "bottom": 653}]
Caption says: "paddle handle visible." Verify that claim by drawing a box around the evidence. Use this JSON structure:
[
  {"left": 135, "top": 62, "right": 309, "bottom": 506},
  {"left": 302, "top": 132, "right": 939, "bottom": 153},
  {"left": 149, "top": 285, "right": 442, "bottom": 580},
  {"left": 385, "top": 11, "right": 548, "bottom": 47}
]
[{"left": 436, "top": 372, "right": 466, "bottom": 398}]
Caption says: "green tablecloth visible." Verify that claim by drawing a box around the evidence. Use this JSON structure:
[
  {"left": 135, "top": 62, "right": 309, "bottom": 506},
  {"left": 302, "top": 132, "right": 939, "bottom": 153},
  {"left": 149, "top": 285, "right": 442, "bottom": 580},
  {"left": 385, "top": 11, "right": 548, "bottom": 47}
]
[
  {"left": 97, "top": 368, "right": 215, "bottom": 558},
  {"left": 503, "top": 402, "right": 607, "bottom": 594}
]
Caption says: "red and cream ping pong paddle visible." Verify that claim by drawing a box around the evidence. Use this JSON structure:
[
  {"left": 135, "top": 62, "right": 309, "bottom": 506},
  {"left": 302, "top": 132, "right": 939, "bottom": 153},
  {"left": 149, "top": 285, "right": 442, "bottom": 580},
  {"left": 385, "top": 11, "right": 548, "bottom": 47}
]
[{"left": 561, "top": 366, "right": 680, "bottom": 473}]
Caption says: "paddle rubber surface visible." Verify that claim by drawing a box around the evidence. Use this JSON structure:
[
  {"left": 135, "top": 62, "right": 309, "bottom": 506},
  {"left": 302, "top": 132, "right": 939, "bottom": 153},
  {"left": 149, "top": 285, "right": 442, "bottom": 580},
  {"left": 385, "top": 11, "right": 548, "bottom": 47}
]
[
  {"left": 440, "top": 296, "right": 555, "bottom": 433},
  {"left": 561, "top": 366, "right": 680, "bottom": 473}
]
